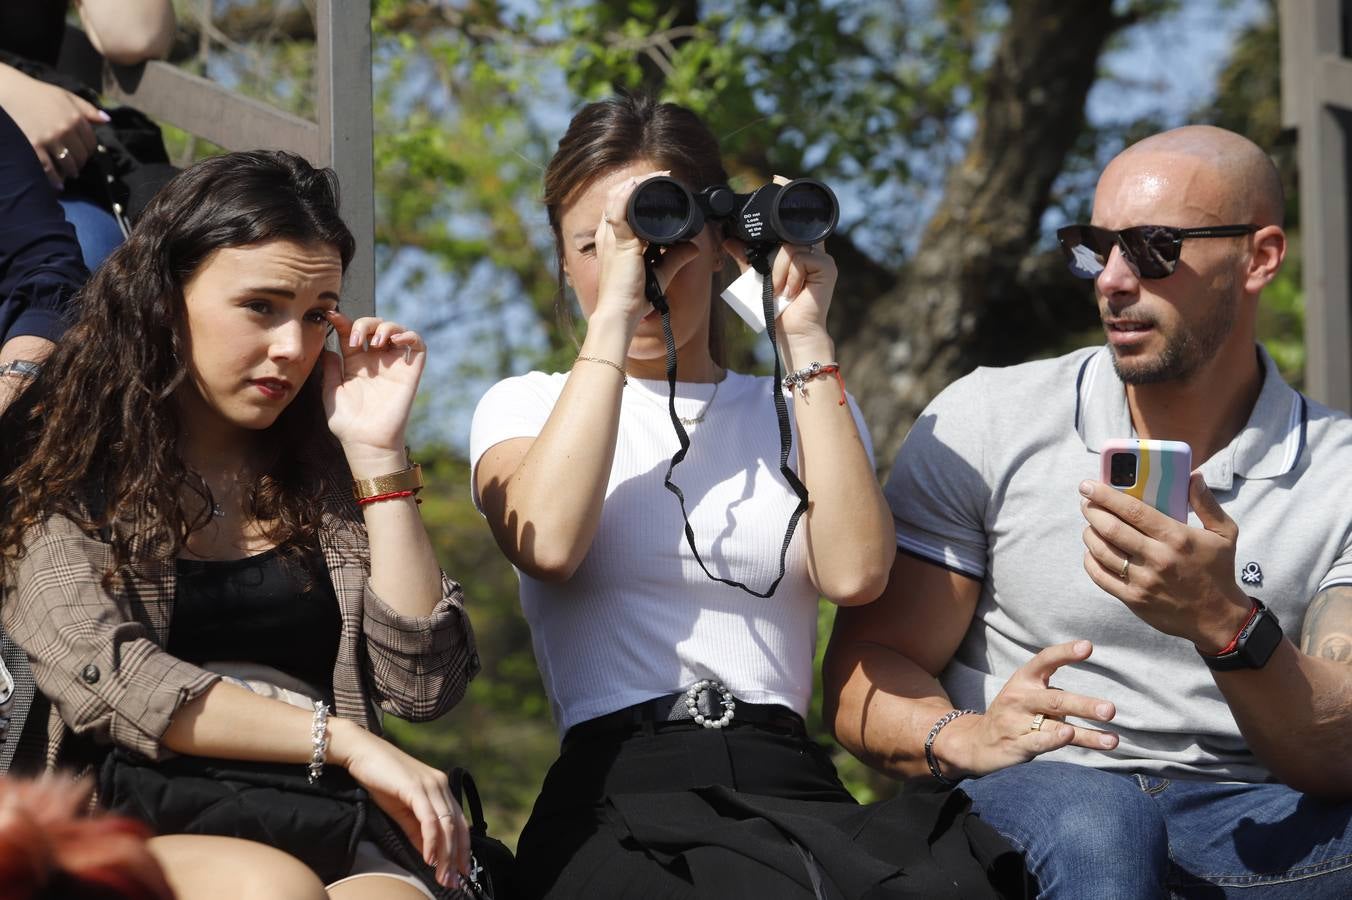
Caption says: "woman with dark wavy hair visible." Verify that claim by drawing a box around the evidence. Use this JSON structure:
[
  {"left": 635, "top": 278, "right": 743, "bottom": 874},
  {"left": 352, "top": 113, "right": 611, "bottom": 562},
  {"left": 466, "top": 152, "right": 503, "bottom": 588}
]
[{"left": 0, "top": 150, "right": 478, "bottom": 899}]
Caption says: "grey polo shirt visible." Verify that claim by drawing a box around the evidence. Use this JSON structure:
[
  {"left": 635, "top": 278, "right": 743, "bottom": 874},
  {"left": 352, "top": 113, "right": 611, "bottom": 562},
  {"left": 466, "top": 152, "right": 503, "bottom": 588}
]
[{"left": 885, "top": 344, "right": 1352, "bottom": 781}]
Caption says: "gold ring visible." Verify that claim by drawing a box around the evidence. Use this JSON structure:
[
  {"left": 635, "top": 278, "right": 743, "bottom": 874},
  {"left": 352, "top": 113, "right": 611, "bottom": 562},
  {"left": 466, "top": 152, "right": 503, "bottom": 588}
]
[
  {"left": 1120, "top": 557, "right": 1130, "bottom": 580},
  {"left": 1029, "top": 713, "right": 1046, "bottom": 733},
  {"left": 56, "top": 146, "right": 70, "bottom": 161}
]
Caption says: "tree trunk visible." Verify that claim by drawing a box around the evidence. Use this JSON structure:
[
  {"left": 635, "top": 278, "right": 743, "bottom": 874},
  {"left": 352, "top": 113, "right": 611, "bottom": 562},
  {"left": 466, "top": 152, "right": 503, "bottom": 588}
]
[{"left": 839, "top": 0, "right": 1129, "bottom": 464}]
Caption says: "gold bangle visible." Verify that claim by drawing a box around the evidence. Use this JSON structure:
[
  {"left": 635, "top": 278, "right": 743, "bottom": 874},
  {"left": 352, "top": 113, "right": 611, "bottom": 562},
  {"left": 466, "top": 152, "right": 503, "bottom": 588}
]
[
  {"left": 352, "top": 462, "right": 424, "bottom": 500},
  {"left": 575, "top": 355, "right": 627, "bottom": 384}
]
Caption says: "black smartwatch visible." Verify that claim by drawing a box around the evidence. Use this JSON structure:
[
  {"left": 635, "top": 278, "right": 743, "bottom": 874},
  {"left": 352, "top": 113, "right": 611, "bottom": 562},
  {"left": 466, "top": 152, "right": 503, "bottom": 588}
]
[{"left": 1200, "top": 597, "right": 1283, "bottom": 672}]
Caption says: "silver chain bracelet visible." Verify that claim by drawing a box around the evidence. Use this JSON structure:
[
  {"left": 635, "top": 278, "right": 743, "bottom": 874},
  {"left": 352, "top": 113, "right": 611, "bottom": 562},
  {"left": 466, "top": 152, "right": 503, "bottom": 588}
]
[
  {"left": 924, "top": 708, "right": 977, "bottom": 785},
  {"left": 781, "top": 360, "right": 838, "bottom": 392},
  {"left": 307, "top": 700, "right": 330, "bottom": 784}
]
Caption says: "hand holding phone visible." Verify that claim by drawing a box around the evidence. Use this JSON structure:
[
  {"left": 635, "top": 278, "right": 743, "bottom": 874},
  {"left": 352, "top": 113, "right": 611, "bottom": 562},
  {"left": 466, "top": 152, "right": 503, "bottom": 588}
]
[{"left": 1100, "top": 439, "right": 1192, "bottom": 523}]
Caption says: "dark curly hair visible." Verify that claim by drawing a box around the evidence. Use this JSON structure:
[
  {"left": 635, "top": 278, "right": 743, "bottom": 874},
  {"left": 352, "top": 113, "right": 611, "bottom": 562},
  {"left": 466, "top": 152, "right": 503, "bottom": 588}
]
[{"left": 0, "top": 150, "right": 356, "bottom": 580}]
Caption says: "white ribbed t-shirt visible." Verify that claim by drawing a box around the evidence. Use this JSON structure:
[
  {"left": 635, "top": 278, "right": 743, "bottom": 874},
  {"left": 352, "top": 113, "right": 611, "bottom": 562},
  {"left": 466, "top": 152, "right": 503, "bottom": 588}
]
[{"left": 469, "top": 370, "right": 872, "bottom": 735}]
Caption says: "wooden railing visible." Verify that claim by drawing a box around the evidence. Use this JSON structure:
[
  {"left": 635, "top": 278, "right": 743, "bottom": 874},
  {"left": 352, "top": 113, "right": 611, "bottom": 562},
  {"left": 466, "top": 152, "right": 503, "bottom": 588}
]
[{"left": 61, "top": 0, "right": 376, "bottom": 318}]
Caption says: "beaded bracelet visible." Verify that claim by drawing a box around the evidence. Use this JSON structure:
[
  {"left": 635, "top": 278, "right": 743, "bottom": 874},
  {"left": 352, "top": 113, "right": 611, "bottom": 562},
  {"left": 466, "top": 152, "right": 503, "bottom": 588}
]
[
  {"left": 924, "top": 708, "right": 977, "bottom": 786},
  {"left": 782, "top": 361, "right": 847, "bottom": 406},
  {"left": 307, "top": 700, "right": 330, "bottom": 784}
]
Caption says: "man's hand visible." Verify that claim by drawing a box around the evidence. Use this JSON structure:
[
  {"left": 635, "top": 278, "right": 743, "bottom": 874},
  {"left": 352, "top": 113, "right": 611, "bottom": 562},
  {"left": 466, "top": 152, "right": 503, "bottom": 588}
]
[
  {"left": 1080, "top": 473, "right": 1253, "bottom": 652},
  {"left": 934, "top": 640, "right": 1119, "bottom": 779}
]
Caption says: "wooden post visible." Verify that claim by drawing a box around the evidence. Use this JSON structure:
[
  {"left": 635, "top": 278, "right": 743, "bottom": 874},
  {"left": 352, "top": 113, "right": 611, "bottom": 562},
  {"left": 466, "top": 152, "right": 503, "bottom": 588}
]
[
  {"left": 83, "top": 0, "right": 375, "bottom": 317},
  {"left": 1281, "top": 0, "right": 1352, "bottom": 412},
  {"left": 316, "top": 1, "right": 376, "bottom": 319}
]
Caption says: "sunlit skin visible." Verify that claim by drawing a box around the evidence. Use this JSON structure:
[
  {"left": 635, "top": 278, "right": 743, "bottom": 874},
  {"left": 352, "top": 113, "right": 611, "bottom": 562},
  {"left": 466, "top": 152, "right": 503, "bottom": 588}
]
[
  {"left": 558, "top": 161, "right": 724, "bottom": 382},
  {"left": 1091, "top": 154, "right": 1254, "bottom": 389},
  {"left": 175, "top": 240, "right": 341, "bottom": 441}
]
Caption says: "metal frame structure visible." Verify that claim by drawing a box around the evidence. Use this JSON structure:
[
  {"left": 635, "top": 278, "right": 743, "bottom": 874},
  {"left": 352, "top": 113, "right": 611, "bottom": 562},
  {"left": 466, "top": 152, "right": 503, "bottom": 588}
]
[
  {"left": 72, "top": 0, "right": 376, "bottom": 317},
  {"left": 1281, "top": 0, "right": 1352, "bottom": 412}
]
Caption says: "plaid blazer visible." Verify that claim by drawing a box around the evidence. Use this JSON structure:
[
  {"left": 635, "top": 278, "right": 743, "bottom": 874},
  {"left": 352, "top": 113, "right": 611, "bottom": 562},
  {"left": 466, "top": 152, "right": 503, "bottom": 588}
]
[{"left": 1, "top": 486, "right": 479, "bottom": 771}]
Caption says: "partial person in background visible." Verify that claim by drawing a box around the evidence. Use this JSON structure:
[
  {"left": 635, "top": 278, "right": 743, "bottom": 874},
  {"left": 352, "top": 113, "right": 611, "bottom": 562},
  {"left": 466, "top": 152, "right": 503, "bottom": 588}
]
[
  {"left": 0, "top": 773, "right": 174, "bottom": 900},
  {"left": 825, "top": 125, "right": 1352, "bottom": 898},
  {"left": 0, "top": 104, "right": 86, "bottom": 413},
  {"left": 0, "top": 0, "right": 176, "bottom": 268},
  {"left": 471, "top": 93, "right": 1024, "bottom": 899},
  {"left": 1, "top": 150, "right": 479, "bottom": 899}
]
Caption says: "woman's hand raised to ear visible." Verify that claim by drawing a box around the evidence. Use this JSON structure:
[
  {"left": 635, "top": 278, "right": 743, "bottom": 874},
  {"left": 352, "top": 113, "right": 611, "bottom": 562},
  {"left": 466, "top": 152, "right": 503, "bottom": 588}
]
[{"left": 321, "top": 312, "right": 426, "bottom": 471}]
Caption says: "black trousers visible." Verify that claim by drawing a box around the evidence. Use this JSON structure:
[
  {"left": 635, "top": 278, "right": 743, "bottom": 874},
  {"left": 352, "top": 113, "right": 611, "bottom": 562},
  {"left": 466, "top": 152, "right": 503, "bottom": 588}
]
[{"left": 517, "top": 724, "right": 1026, "bottom": 900}]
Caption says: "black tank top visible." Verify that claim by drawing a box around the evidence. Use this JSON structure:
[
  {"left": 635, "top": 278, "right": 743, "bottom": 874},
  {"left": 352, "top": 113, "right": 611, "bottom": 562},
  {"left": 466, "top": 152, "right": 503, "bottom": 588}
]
[{"left": 170, "top": 544, "right": 342, "bottom": 693}]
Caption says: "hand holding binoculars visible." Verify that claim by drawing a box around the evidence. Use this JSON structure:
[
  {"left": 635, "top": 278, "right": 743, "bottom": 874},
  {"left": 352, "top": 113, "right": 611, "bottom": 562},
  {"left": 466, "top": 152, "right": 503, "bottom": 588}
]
[{"left": 625, "top": 176, "right": 839, "bottom": 256}]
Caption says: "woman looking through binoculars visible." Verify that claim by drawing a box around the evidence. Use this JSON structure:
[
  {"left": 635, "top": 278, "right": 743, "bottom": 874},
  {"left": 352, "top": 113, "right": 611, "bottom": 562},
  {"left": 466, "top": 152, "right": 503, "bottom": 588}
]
[{"left": 470, "top": 94, "right": 1023, "bottom": 898}]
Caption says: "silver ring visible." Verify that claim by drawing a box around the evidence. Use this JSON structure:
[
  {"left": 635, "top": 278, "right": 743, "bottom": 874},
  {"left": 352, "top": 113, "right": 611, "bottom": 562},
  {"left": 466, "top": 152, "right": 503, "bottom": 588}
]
[
  {"left": 1120, "top": 557, "right": 1130, "bottom": 581},
  {"left": 1029, "top": 713, "right": 1046, "bottom": 733},
  {"left": 436, "top": 813, "right": 456, "bottom": 820},
  {"left": 55, "top": 146, "right": 70, "bottom": 161}
]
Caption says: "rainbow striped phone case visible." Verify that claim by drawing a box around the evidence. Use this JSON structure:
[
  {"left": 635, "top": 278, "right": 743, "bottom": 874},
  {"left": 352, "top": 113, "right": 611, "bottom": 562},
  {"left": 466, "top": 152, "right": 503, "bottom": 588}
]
[{"left": 1100, "top": 439, "right": 1191, "bottom": 522}]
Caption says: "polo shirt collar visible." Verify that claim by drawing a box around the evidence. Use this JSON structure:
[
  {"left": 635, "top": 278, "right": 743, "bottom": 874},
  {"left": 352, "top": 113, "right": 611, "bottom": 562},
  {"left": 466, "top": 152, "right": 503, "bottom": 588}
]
[{"left": 1074, "top": 343, "right": 1306, "bottom": 491}]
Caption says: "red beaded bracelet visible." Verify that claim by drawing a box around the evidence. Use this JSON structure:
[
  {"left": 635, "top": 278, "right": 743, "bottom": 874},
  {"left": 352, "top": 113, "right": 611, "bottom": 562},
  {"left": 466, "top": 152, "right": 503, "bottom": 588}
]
[{"left": 356, "top": 489, "right": 417, "bottom": 506}]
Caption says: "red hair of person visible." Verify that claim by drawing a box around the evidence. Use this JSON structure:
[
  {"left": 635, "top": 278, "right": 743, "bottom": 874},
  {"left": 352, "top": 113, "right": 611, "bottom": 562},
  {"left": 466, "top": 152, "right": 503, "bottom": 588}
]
[{"left": 0, "top": 774, "right": 174, "bottom": 899}]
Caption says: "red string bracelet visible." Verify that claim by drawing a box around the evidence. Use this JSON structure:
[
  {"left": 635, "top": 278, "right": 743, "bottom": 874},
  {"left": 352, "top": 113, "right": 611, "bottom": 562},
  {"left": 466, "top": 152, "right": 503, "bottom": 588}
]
[
  {"left": 357, "top": 489, "right": 417, "bottom": 506},
  {"left": 1202, "top": 598, "right": 1262, "bottom": 657},
  {"left": 820, "top": 364, "right": 847, "bottom": 406}
]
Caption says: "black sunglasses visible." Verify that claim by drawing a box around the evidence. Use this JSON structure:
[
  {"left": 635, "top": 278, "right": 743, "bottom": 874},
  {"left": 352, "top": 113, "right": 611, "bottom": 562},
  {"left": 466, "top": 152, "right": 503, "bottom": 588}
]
[{"left": 1056, "top": 223, "right": 1258, "bottom": 280}]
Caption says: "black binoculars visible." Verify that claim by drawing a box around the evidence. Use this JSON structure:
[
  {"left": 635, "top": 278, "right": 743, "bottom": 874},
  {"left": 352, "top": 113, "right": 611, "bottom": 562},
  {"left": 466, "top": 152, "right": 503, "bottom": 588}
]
[{"left": 626, "top": 176, "right": 839, "bottom": 248}]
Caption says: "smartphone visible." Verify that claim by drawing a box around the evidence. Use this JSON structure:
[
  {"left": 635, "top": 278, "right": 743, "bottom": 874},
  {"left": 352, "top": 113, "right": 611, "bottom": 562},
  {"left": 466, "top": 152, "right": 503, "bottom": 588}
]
[{"left": 1100, "top": 439, "right": 1192, "bottom": 522}]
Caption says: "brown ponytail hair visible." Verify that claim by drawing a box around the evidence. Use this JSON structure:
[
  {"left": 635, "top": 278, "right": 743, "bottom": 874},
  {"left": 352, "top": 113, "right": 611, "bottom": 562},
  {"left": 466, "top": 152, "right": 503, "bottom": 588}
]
[{"left": 542, "top": 93, "right": 728, "bottom": 363}]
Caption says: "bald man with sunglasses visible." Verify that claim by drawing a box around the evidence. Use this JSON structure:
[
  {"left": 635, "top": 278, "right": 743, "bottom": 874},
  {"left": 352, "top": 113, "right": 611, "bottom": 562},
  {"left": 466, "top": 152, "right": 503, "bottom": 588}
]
[{"left": 825, "top": 125, "right": 1352, "bottom": 898}]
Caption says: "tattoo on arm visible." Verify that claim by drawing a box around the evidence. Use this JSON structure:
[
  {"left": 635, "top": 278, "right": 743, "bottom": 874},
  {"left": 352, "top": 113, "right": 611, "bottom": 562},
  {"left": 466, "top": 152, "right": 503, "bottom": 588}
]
[{"left": 1300, "top": 585, "right": 1352, "bottom": 664}]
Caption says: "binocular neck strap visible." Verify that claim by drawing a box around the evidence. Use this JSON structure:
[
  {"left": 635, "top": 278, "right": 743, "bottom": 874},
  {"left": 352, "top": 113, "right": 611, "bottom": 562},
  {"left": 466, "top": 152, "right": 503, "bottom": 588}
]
[{"left": 643, "top": 250, "right": 809, "bottom": 599}]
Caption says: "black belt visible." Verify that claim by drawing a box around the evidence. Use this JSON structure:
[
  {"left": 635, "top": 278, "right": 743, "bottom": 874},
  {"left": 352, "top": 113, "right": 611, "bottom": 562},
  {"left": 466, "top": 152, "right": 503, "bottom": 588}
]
[{"left": 563, "top": 689, "right": 805, "bottom": 748}]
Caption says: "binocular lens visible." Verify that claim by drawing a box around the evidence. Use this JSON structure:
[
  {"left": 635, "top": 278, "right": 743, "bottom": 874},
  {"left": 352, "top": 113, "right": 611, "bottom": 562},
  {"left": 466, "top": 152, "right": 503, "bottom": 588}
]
[
  {"left": 630, "top": 179, "right": 695, "bottom": 243},
  {"left": 775, "top": 182, "right": 836, "bottom": 245}
]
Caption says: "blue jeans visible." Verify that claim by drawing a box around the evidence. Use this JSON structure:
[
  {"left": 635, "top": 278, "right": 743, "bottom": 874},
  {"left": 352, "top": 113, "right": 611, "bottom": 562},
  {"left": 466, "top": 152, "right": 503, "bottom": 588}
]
[
  {"left": 960, "top": 761, "right": 1352, "bottom": 898},
  {"left": 59, "top": 195, "right": 123, "bottom": 270}
]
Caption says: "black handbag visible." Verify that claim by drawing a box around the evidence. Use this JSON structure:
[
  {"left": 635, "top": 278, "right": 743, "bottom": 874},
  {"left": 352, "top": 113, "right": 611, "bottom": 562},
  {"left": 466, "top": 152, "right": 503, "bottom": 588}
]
[
  {"left": 98, "top": 747, "right": 368, "bottom": 884},
  {"left": 450, "top": 767, "right": 519, "bottom": 899},
  {"left": 100, "top": 748, "right": 474, "bottom": 898}
]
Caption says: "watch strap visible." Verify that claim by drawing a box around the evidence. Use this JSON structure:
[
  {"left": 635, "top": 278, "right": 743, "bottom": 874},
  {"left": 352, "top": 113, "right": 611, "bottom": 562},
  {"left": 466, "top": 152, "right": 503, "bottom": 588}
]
[
  {"left": 0, "top": 359, "right": 41, "bottom": 378},
  {"left": 1200, "top": 598, "right": 1283, "bottom": 672},
  {"left": 352, "top": 463, "right": 423, "bottom": 500}
]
